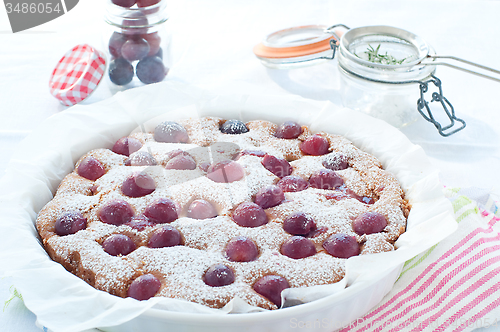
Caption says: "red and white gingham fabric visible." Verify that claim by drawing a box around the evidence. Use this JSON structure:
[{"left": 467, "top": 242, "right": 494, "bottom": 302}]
[
  {"left": 49, "top": 44, "right": 106, "bottom": 106},
  {"left": 340, "top": 187, "right": 500, "bottom": 332}
]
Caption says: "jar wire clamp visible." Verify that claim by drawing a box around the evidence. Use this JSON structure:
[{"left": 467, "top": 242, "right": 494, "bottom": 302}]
[
  {"left": 417, "top": 75, "right": 466, "bottom": 137},
  {"left": 337, "top": 64, "right": 467, "bottom": 137}
]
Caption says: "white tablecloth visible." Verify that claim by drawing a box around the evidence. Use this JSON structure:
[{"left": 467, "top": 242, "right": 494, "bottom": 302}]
[{"left": 1, "top": 0, "right": 499, "bottom": 331}]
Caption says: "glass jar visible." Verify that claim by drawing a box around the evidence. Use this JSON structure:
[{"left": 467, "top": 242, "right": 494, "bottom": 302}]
[
  {"left": 337, "top": 26, "right": 436, "bottom": 128},
  {"left": 103, "top": 0, "right": 171, "bottom": 93},
  {"left": 254, "top": 24, "right": 482, "bottom": 136}
]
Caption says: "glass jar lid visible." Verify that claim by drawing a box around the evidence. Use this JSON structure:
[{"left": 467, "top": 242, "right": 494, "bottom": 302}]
[
  {"left": 253, "top": 25, "right": 341, "bottom": 69},
  {"left": 49, "top": 44, "right": 107, "bottom": 106},
  {"left": 338, "top": 25, "right": 437, "bottom": 84}
]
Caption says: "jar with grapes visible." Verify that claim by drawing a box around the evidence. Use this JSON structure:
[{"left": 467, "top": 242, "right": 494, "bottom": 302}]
[{"left": 104, "top": 0, "right": 171, "bottom": 92}]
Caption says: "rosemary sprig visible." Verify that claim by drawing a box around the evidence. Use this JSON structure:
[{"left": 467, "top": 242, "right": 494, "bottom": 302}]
[{"left": 355, "top": 44, "right": 408, "bottom": 65}]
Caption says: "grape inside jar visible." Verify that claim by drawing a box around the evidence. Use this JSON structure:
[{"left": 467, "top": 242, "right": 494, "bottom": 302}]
[{"left": 104, "top": 0, "right": 171, "bottom": 90}]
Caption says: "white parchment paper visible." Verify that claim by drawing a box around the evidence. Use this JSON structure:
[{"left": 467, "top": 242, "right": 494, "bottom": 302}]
[{"left": 0, "top": 81, "right": 457, "bottom": 332}]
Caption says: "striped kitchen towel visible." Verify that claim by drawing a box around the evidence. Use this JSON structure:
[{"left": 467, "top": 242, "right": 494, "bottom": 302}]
[{"left": 341, "top": 187, "right": 500, "bottom": 332}]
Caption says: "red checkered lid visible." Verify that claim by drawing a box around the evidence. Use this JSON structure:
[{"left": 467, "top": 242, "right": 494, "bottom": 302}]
[{"left": 49, "top": 44, "right": 107, "bottom": 106}]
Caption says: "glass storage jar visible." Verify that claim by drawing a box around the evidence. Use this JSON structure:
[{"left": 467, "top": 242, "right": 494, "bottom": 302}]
[
  {"left": 336, "top": 26, "right": 436, "bottom": 128},
  {"left": 103, "top": 0, "right": 171, "bottom": 93},
  {"left": 253, "top": 24, "right": 492, "bottom": 136}
]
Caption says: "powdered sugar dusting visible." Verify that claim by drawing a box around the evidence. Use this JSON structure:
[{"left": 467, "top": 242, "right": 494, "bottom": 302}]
[{"left": 36, "top": 116, "right": 409, "bottom": 310}]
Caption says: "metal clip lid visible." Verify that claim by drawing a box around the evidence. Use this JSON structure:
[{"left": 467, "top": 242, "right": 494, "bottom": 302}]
[{"left": 253, "top": 24, "right": 348, "bottom": 69}]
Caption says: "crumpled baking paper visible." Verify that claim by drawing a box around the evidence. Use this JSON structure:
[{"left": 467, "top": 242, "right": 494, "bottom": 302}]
[{"left": 0, "top": 81, "right": 457, "bottom": 332}]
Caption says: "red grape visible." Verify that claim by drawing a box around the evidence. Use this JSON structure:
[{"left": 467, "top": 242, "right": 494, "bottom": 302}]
[
  {"left": 198, "top": 162, "right": 211, "bottom": 172},
  {"left": 352, "top": 211, "right": 387, "bottom": 235},
  {"left": 102, "top": 234, "right": 136, "bottom": 256},
  {"left": 280, "top": 236, "right": 317, "bottom": 259},
  {"left": 142, "top": 32, "right": 161, "bottom": 56},
  {"left": 236, "top": 149, "right": 267, "bottom": 160},
  {"left": 125, "top": 215, "right": 154, "bottom": 231},
  {"left": 322, "top": 153, "right": 349, "bottom": 171},
  {"left": 154, "top": 121, "right": 189, "bottom": 143},
  {"left": 220, "top": 119, "right": 249, "bottom": 134},
  {"left": 203, "top": 264, "right": 235, "bottom": 287},
  {"left": 128, "top": 274, "right": 161, "bottom": 301},
  {"left": 309, "top": 169, "right": 344, "bottom": 190},
  {"left": 55, "top": 211, "right": 87, "bottom": 236},
  {"left": 165, "top": 154, "right": 196, "bottom": 170},
  {"left": 122, "top": 13, "right": 148, "bottom": 35},
  {"left": 274, "top": 121, "right": 302, "bottom": 139},
  {"left": 111, "top": 0, "right": 135, "bottom": 8},
  {"left": 261, "top": 154, "right": 292, "bottom": 178},
  {"left": 108, "top": 57, "right": 134, "bottom": 86},
  {"left": 277, "top": 175, "right": 309, "bottom": 192},
  {"left": 187, "top": 199, "right": 218, "bottom": 219},
  {"left": 108, "top": 32, "right": 127, "bottom": 58},
  {"left": 166, "top": 149, "right": 189, "bottom": 159},
  {"left": 361, "top": 196, "right": 376, "bottom": 204},
  {"left": 300, "top": 135, "right": 330, "bottom": 156},
  {"left": 323, "top": 191, "right": 351, "bottom": 202},
  {"left": 121, "top": 38, "right": 150, "bottom": 62},
  {"left": 232, "top": 202, "right": 268, "bottom": 227},
  {"left": 206, "top": 160, "right": 244, "bottom": 183},
  {"left": 254, "top": 185, "right": 285, "bottom": 209},
  {"left": 136, "top": 56, "right": 167, "bottom": 84},
  {"left": 282, "top": 212, "right": 316, "bottom": 235},
  {"left": 323, "top": 233, "right": 360, "bottom": 258},
  {"left": 77, "top": 156, "right": 106, "bottom": 181},
  {"left": 154, "top": 47, "right": 163, "bottom": 59},
  {"left": 253, "top": 275, "right": 289, "bottom": 307},
  {"left": 124, "top": 151, "right": 157, "bottom": 166},
  {"left": 148, "top": 225, "right": 182, "bottom": 248},
  {"left": 121, "top": 172, "right": 156, "bottom": 197},
  {"left": 225, "top": 236, "right": 259, "bottom": 262},
  {"left": 344, "top": 187, "right": 375, "bottom": 204},
  {"left": 136, "top": 0, "right": 160, "bottom": 7},
  {"left": 324, "top": 185, "right": 375, "bottom": 204},
  {"left": 143, "top": 198, "right": 178, "bottom": 224},
  {"left": 112, "top": 137, "right": 142, "bottom": 156},
  {"left": 98, "top": 200, "right": 135, "bottom": 226}
]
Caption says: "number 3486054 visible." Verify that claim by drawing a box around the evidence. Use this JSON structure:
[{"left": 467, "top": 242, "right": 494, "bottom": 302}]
[{"left": 5, "top": 2, "right": 62, "bottom": 14}]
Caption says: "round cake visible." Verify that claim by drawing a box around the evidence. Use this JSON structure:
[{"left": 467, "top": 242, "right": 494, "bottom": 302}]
[{"left": 35, "top": 116, "right": 409, "bottom": 310}]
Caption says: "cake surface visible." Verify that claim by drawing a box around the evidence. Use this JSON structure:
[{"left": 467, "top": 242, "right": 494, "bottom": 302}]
[{"left": 35, "top": 116, "right": 409, "bottom": 310}]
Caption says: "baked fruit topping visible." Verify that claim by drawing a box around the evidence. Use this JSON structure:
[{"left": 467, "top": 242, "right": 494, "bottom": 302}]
[
  {"left": 232, "top": 202, "right": 268, "bottom": 228},
  {"left": 55, "top": 211, "right": 87, "bottom": 236},
  {"left": 282, "top": 212, "right": 316, "bottom": 236},
  {"left": 36, "top": 117, "right": 409, "bottom": 310},
  {"left": 220, "top": 119, "right": 249, "bottom": 134},
  {"left": 128, "top": 274, "right": 161, "bottom": 301},
  {"left": 274, "top": 121, "right": 302, "bottom": 139},
  {"left": 323, "top": 233, "right": 360, "bottom": 259},
  {"left": 154, "top": 121, "right": 189, "bottom": 143},
  {"left": 225, "top": 236, "right": 259, "bottom": 262},
  {"left": 203, "top": 264, "right": 236, "bottom": 287},
  {"left": 253, "top": 275, "right": 290, "bottom": 307}
]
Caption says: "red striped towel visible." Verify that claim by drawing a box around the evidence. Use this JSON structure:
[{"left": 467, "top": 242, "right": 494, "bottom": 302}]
[{"left": 340, "top": 188, "right": 500, "bottom": 332}]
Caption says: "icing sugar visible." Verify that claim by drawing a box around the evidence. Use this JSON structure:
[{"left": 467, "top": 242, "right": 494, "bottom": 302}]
[{"left": 36, "top": 117, "right": 408, "bottom": 310}]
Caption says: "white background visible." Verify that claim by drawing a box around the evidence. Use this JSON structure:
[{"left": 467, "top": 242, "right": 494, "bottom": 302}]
[{"left": 0, "top": 0, "right": 499, "bottom": 331}]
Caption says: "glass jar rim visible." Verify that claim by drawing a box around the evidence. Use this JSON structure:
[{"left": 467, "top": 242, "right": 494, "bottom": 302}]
[
  {"left": 104, "top": 0, "right": 168, "bottom": 29},
  {"left": 338, "top": 25, "right": 437, "bottom": 84}
]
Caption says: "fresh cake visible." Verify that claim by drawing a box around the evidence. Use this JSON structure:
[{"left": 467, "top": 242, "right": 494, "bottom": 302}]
[{"left": 35, "top": 116, "right": 409, "bottom": 310}]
